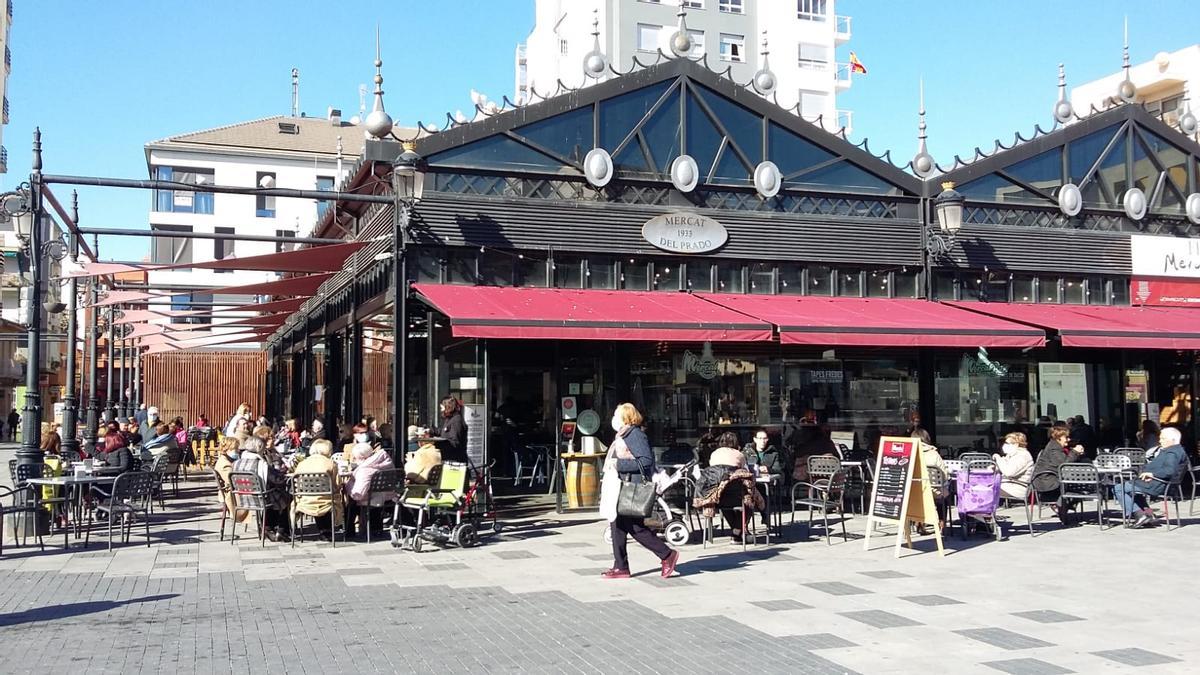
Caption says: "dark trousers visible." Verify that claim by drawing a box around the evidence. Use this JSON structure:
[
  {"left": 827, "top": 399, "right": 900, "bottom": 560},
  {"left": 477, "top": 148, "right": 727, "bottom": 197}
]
[
  {"left": 610, "top": 515, "right": 670, "bottom": 571},
  {"left": 345, "top": 501, "right": 384, "bottom": 536}
]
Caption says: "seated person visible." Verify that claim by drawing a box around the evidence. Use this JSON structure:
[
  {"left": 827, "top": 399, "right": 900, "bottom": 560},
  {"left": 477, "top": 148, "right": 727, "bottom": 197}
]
[
  {"left": 141, "top": 422, "right": 179, "bottom": 459},
  {"left": 89, "top": 432, "right": 134, "bottom": 511},
  {"left": 1031, "top": 423, "right": 1084, "bottom": 521},
  {"left": 700, "top": 432, "right": 767, "bottom": 542},
  {"left": 213, "top": 438, "right": 248, "bottom": 528},
  {"left": 234, "top": 437, "right": 293, "bottom": 542},
  {"left": 741, "top": 429, "right": 783, "bottom": 477},
  {"left": 344, "top": 442, "right": 396, "bottom": 538},
  {"left": 1113, "top": 427, "right": 1189, "bottom": 528},
  {"left": 404, "top": 441, "right": 442, "bottom": 484},
  {"left": 913, "top": 429, "right": 947, "bottom": 534},
  {"left": 290, "top": 438, "right": 344, "bottom": 540},
  {"left": 993, "top": 432, "right": 1034, "bottom": 502}
]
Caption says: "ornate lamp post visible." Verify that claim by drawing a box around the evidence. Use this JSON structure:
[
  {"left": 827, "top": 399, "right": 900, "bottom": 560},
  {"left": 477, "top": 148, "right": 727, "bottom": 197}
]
[
  {"left": 390, "top": 143, "right": 426, "bottom": 433},
  {"left": 60, "top": 191, "right": 82, "bottom": 454}
]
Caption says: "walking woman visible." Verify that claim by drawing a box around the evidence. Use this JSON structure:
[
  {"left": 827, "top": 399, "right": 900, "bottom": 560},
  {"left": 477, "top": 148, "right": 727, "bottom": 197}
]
[{"left": 603, "top": 403, "right": 679, "bottom": 580}]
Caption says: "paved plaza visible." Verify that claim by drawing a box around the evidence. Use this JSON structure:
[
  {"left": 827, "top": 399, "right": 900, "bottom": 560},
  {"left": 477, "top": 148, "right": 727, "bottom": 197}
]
[{"left": 0, "top": 443, "right": 1195, "bottom": 674}]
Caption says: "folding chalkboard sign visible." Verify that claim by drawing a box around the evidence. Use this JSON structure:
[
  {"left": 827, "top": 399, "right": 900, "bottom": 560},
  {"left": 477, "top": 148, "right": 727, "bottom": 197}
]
[{"left": 864, "top": 436, "right": 944, "bottom": 558}]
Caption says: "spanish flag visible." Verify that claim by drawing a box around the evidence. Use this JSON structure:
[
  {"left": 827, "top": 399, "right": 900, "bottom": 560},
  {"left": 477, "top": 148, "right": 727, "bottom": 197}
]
[{"left": 849, "top": 51, "right": 867, "bottom": 75}]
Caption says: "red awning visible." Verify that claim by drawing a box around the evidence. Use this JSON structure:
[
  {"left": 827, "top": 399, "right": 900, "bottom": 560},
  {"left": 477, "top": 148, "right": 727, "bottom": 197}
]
[
  {"left": 699, "top": 295, "right": 1046, "bottom": 348},
  {"left": 206, "top": 272, "right": 335, "bottom": 297},
  {"left": 412, "top": 284, "right": 773, "bottom": 342},
  {"left": 949, "top": 302, "right": 1200, "bottom": 349}
]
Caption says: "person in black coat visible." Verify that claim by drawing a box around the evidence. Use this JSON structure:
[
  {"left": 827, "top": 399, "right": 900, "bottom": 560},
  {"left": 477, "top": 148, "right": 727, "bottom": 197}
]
[
  {"left": 1114, "top": 427, "right": 1190, "bottom": 528},
  {"left": 1031, "top": 424, "right": 1084, "bottom": 522},
  {"left": 438, "top": 396, "right": 468, "bottom": 463},
  {"left": 603, "top": 403, "right": 678, "bottom": 580}
]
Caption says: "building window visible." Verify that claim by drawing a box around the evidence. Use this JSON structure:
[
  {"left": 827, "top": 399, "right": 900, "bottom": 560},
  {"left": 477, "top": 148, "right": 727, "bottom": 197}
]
[
  {"left": 716, "top": 262, "right": 744, "bottom": 293},
  {"left": 653, "top": 262, "right": 681, "bottom": 291},
  {"left": 478, "top": 250, "right": 514, "bottom": 287},
  {"left": 798, "top": 89, "right": 829, "bottom": 119},
  {"left": 837, "top": 269, "right": 862, "bottom": 297},
  {"left": 416, "top": 252, "right": 441, "bottom": 283},
  {"left": 445, "top": 249, "right": 477, "bottom": 285},
  {"left": 554, "top": 254, "right": 584, "bottom": 288},
  {"left": 779, "top": 263, "right": 804, "bottom": 295},
  {"left": 587, "top": 257, "right": 617, "bottom": 290},
  {"left": 807, "top": 265, "right": 832, "bottom": 296},
  {"left": 1111, "top": 279, "right": 1130, "bottom": 305},
  {"left": 1086, "top": 277, "right": 1107, "bottom": 305},
  {"left": 636, "top": 23, "right": 661, "bottom": 52},
  {"left": 866, "top": 271, "right": 889, "bottom": 298},
  {"left": 933, "top": 272, "right": 956, "bottom": 300},
  {"left": 798, "top": 43, "right": 830, "bottom": 70},
  {"left": 719, "top": 0, "right": 743, "bottom": 14},
  {"left": 797, "top": 0, "right": 827, "bottom": 20},
  {"left": 214, "top": 227, "right": 235, "bottom": 272},
  {"left": 1037, "top": 276, "right": 1059, "bottom": 303},
  {"left": 749, "top": 263, "right": 774, "bottom": 294},
  {"left": 719, "top": 33, "right": 745, "bottom": 62},
  {"left": 151, "top": 225, "right": 192, "bottom": 264},
  {"left": 622, "top": 259, "right": 649, "bottom": 290},
  {"left": 517, "top": 255, "right": 548, "bottom": 287},
  {"left": 316, "top": 176, "right": 335, "bottom": 219},
  {"left": 256, "top": 172, "right": 276, "bottom": 217},
  {"left": 559, "top": 39, "right": 569, "bottom": 55},
  {"left": 1012, "top": 276, "right": 1035, "bottom": 303},
  {"left": 687, "top": 262, "right": 713, "bottom": 292},
  {"left": 684, "top": 0, "right": 704, "bottom": 8},
  {"left": 274, "top": 229, "right": 295, "bottom": 253},
  {"left": 687, "top": 29, "right": 706, "bottom": 57},
  {"left": 152, "top": 166, "right": 214, "bottom": 214},
  {"left": 893, "top": 269, "right": 919, "bottom": 298},
  {"left": 1063, "top": 276, "right": 1085, "bottom": 304},
  {"left": 171, "top": 292, "right": 212, "bottom": 325}
]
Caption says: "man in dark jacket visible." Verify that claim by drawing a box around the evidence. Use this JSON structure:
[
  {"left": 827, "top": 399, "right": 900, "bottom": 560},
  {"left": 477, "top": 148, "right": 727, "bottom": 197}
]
[
  {"left": 1113, "top": 427, "right": 1189, "bottom": 528},
  {"left": 742, "top": 429, "right": 783, "bottom": 476}
]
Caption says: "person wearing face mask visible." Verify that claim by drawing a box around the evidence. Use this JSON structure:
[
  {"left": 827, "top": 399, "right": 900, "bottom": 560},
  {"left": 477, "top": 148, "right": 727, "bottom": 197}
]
[
  {"left": 138, "top": 406, "right": 161, "bottom": 444},
  {"left": 437, "top": 396, "right": 468, "bottom": 464},
  {"left": 602, "top": 403, "right": 679, "bottom": 580},
  {"left": 993, "top": 432, "right": 1035, "bottom": 502}
]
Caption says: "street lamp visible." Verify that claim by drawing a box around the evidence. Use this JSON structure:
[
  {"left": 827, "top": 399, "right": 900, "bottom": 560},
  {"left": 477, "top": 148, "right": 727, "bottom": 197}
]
[
  {"left": 927, "top": 181, "right": 965, "bottom": 256},
  {"left": 390, "top": 142, "right": 426, "bottom": 436}
]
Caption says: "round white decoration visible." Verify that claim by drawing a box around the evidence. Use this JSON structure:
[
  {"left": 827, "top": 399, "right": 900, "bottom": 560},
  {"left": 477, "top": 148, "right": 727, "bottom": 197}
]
[
  {"left": 1186, "top": 193, "right": 1200, "bottom": 225},
  {"left": 1122, "top": 187, "right": 1147, "bottom": 221},
  {"left": 753, "top": 161, "right": 782, "bottom": 199},
  {"left": 584, "top": 148, "right": 613, "bottom": 187},
  {"left": 670, "top": 155, "right": 699, "bottom": 193},
  {"left": 1057, "top": 183, "right": 1082, "bottom": 217}
]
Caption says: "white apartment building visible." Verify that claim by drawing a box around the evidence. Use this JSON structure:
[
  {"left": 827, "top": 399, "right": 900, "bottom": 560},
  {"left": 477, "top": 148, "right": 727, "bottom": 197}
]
[
  {"left": 0, "top": 0, "right": 11, "bottom": 174},
  {"left": 1072, "top": 44, "right": 1200, "bottom": 134},
  {"left": 516, "top": 0, "right": 854, "bottom": 133},
  {"left": 144, "top": 112, "right": 365, "bottom": 341}
]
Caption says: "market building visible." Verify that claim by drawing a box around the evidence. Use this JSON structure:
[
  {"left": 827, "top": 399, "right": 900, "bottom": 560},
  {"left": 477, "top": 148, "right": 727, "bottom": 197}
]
[{"left": 261, "top": 47, "right": 1200, "bottom": 480}]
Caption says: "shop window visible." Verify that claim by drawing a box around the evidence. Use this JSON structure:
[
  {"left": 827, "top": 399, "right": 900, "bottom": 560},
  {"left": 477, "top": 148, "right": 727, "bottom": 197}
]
[
  {"left": 553, "top": 254, "right": 584, "bottom": 288},
  {"left": 716, "top": 262, "right": 744, "bottom": 292},
  {"left": 1012, "top": 276, "right": 1035, "bottom": 303},
  {"left": 807, "top": 265, "right": 832, "bottom": 296},
  {"left": 517, "top": 255, "right": 548, "bottom": 287},
  {"left": 1086, "top": 277, "right": 1107, "bottom": 305},
  {"left": 1063, "top": 276, "right": 1085, "bottom": 304},
  {"left": 621, "top": 259, "right": 649, "bottom": 290},
  {"left": 1037, "top": 276, "right": 1060, "bottom": 303},
  {"left": 866, "top": 271, "right": 889, "bottom": 298},
  {"left": 934, "top": 354, "right": 1031, "bottom": 452},
  {"left": 837, "top": 269, "right": 862, "bottom": 297},
  {"left": 1111, "top": 279, "right": 1130, "bottom": 305},
  {"left": 687, "top": 262, "right": 713, "bottom": 291},
  {"left": 961, "top": 275, "right": 985, "bottom": 301},
  {"left": 933, "top": 272, "right": 956, "bottom": 300},
  {"left": 587, "top": 257, "right": 617, "bottom": 289},
  {"left": 513, "top": 106, "right": 593, "bottom": 165},
  {"left": 478, "top": 250, "right": 514, "bottom": 287},
  {"left": 893, "top": 269, "right": 919, "bottom": 298},
  {"left": 654, "top": 262, "right": 681, "bottom": 291},
  {"left": 445, "top": 249, "right": 477, "bottom": 285},
  {"left": 749, "top": 263, "right": 774, "bottom": 294},
  {"left": 779, "top": 263, "right": 804, "bottom": 295},
  {"left": 415, "top": 252, "right": 440, "bottom": 283}
]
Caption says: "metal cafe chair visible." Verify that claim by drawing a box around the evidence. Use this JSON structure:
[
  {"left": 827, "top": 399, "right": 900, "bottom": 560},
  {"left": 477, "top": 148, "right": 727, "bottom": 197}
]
[
  {"left": 1144, "top": 462, "right": 1188, "bottom": 531},
  {"left": 925, "top": 465, "right": 951, "bottom": 534},
  {"left": 229, "top": 471, "right": 270, "bottom": 547},
  {"left": 1057, "top": 463, "right": 1105, "bottom": 528},
  {"left": 790, "top": 470, "right": 848, "bottom": 546},
  {"left": 360, "top": 468, "right": 400, "bottom": 544},
  {"left": 290, "top": 472, "right": 340, "bottom": 548},
  {"left": 85, "top": 471, "right": 156, "bottom": 551},
  {"left": 0, "top": 483, "right": 59, "bottom": 555},
  {"left": 1115, "top": 448, "right": 1147, "bottom": 472},
  {"left": 958, "top": 452, "right": 991, "bottom": 465}
]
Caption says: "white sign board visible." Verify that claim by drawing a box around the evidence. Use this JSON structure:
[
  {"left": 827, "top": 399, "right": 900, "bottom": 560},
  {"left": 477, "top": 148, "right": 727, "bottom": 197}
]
[
  {"left": 642, "top": 212, "right": 728, "bottom": 254},
  {"left": 463, "top": 404, "right": 485, "bottom": 467},
  {"left": 1037, "top": 363, "right": 1089, "bottom": 422},
  {"left": 1131, "top": 234, "right": 1200, "bottom": 278}
]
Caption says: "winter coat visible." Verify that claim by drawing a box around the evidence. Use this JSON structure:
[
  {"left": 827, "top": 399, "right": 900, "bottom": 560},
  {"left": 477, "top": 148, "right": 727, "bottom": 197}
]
[
  {"left": 346, "top": 449, "right": 395, "bottom": 506},
  {"left": 693, "top": 467, "right": 765, "bottom": 518},
  {"left": 291, "top": 453, "right": 343, "bottom": 520},
  {"left": 996, "top": 447, "right": 1035, "bottom": 501},
  {"left": 1031, "top": 440, "right": 1081, "bottom": 494},
  {"left": 439, "top": 411, "right": 468, "bottom": 463},
  {"left": 1131, "top": 443, "right": 1189, "bottom": 497},
  {"left": 741, "top": 443, "right": 783, "bottom": 476},
  {"left": 404, "top": 444, "right": 442, "bottom": 484},
  {"left": 614, "top": 426, "right": 655, "bottom": 484}
]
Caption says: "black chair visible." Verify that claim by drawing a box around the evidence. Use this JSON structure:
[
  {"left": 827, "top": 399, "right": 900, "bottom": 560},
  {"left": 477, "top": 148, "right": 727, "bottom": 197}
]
[
  {"left": 959, "top": 452, "right": 991, "bottom": 465},
  {"left": 85, "top": 471, "right": 156, "bottom": 550},
  {"left": 1116, "top": 448, "right": 1147, "bottom": 472},
  {"left": 1029, "top": 469, "right": 1061, "bottom": 525},
  {"left": 926, "top": 466, "right": 950, "bottom": 534},
  {"left": 360, "top": 468, "right": 400, "bottom": 544},
  {"left": 61, "top": 449, "right": 83, "bottom": 464},
  {"left": 212, "top": 467, "right": 231, "bottom": 542},
  {"left": 291, "top": 472, "right": 339, "bottom": 548},
  {"left": 0, "top": 484, "right": 57, "bottom": 555},
  {"left": 229, "top": 471, "right": 270, "bottom": 547},
  {"left": 790, "top": 470, "right": 848, "bottom": 545},
  {"left": 15, "top": 464, "right": 70, "bottom": 533},
  {"left": 1144, "top": 462, "right": 1188, "bottom": 531},
  {"left": 1057, "top": 463, "right": 1105, "bottom": 528}
]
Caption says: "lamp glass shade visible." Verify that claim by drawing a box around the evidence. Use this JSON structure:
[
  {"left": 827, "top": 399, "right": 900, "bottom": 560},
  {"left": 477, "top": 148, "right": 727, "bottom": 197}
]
[
  {"left": 13, "top": 210, "right": 33, "bottom": 239},
  {"left": 392, "top": 150, "right": 426, "bottom": 202},
  {"left": 939, "top": 202, "right": 963, "bottom": 234}
]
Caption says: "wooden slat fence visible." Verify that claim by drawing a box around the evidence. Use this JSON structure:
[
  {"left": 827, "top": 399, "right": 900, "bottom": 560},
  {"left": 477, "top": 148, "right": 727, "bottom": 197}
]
[{"left": 144, "top": 350, "right": 267, "bottom": 425}]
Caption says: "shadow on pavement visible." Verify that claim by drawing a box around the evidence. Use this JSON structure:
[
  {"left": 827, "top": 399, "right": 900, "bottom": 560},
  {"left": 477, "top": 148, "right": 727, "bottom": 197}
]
[{"left": 0, "top": 594, "right": 179, "bottom": 627}]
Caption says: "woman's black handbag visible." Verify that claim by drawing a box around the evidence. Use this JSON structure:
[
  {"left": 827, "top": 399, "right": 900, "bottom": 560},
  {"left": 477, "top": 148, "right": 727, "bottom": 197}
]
[{"left": 616, "top": 471, "right": 656, "bottom": 518}]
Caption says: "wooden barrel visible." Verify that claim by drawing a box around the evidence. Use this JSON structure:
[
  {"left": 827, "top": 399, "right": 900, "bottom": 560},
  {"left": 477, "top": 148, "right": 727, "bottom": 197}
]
[{"left": 566, "top": 457, "right": 600, "bottom": 508}]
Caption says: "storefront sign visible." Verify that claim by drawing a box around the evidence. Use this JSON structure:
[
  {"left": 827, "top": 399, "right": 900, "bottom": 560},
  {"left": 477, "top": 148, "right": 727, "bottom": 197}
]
[
  {"left": 964, "top": 348, "right": 1008, "bottom": 377},
  {"left": 683, "top": 342, "right": 719, "bottom": 379},
  {"left": 641, "top": 212, "right": 728, "bottom": 254},
  {"left": 1131, "top": 277, "right": 1200, "bottom": 306},
  {"left": 1131, "top": 234, "right": 1200, "bottom": 278}
]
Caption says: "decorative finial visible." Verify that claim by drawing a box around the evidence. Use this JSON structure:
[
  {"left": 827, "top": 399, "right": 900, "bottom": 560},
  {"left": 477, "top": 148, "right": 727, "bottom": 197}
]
[
  {"left": 364, "top": 25, "right": 394, "bottom": 139},
  {"left": 912, "top": 79, "right": 934, "bottom": 178},
  {"left": 32, "top": 127, "right": 42, "bottom": 174},
  {"left": 1053, "top": 63, "right": 1075, "bottom": 124},
  {"left": 582, "top": 9, "right": 609, "bottom": 79},
  {"left": 1116, "top": 17, "right": 1136, "bottom": 103},
  {"left": 669, "top": 0, "right": 693, "bottom": 57},
  {"left": 752, "top": 30, "right": 777, "bottom": 96}
]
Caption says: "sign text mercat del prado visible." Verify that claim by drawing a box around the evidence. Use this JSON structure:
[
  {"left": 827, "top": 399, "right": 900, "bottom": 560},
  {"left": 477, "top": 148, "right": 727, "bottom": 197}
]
[{"left": 641, "top": 212, "right": 729, "bottom": 254}]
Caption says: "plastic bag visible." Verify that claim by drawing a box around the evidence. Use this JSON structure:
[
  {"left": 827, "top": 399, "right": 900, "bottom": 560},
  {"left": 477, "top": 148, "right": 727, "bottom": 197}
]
[{"left": 599, "top": 466, "right": 620, "bottom": 522}]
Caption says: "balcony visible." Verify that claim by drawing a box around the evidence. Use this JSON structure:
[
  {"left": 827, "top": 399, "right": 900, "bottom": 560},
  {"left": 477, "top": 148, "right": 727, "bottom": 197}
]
[
  {"left": 835, "top": 63, "right": 854, "bottom": 91},
  {"left": 0, "top": 146, "right": 7, "bottom": 173},
  {"left": 836, "top": 109, "right": 853, "bottom": 135},
  {"left": 4, "top": 46, "right": 9, "bottom": 72},
  {"left": 2, "top": 96, "right": 7, "bottom": 124},
  {"left": 834, "top": 15, "right": 851, "bottom": 43}
]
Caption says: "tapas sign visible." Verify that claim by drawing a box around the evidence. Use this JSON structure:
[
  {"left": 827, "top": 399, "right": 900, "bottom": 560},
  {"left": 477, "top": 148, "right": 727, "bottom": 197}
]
[{"left": 863, "top": 436, "right": 944, "bottom": 558}]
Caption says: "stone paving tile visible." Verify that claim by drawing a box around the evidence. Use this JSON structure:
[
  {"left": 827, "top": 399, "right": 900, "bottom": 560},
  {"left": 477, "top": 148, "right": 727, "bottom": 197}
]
[
  {"left": 339, "top": 567, "right": 386, "bottom": 576},
  {"left": 955, "top": 628, "right": 1054, "bottom": 650},
  {"left": 423, "top": 563, "right": 469, "bottom": 571},
  {"left": 571, "top": 567, "right": 611, "bottom": 576},
  {"left": 838, "top": 609, "right": 922, "bottom": 628},
  {"left": 553, "top": 542, "right": 592, "bottom": 549},
  {"left": 857, "top": 569, "right": 912, "bottom": 579},
  {"left": 750, "top": 599, "right": 812, "bottom": 611},
  {"left": 583, "top": 553, "right": 613, "bottom": 561},
  {"left": 635, "top": 575, "right": 695, "bottom": 588},
  {"left": 492, "top": 550, "right": 538, "bottom": 560},
  {"left": 1011, "top": 610, "right": 1084, "bottom": 624},
  {"left": 802, "top": 581, "right": 873, "bottom": 596},
  {"left": 361, "top": 548, "right": 404, "bottom": 557},
  {"left": 900, "top": 594, "right": 964, "bottom": 606},
  {"left": 787, "top": 634, "right": 858, "bottom": 650},
  {"left": 982, "top": 658, "right": 1075, "bottom": 675},
  {"left": 1090, "top": 648, "right": 1182, "bottom": 667}
]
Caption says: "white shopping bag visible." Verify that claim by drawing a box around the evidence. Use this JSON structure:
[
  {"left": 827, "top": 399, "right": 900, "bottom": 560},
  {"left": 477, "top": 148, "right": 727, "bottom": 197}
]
[{"left": 599, "top": 466, "right": 620, "bottom": 522}]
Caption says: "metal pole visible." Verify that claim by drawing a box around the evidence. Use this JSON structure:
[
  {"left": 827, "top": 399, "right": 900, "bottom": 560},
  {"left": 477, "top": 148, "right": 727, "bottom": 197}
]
[
  {"left": 17, "top": 128, "right": 45, "bottom": 467},
  {"left": 76, "top": 226, "right": 347, "bottom": 246},
  {"left": 134, "top": 342, "right": 142, "bottom": 415},
  {"left": 393, "top": 202, "right": 410, "bottom": 433},
  {"left": 105, "top": 306, "right": 116, "bottom": 422},
  {"left": 117, "top": 334, "right": 127, "bottom": 418},
  {"left": 83, "top": 277, "right": 99, "bottom": 452},
  {"left": 60, "top": 190, "right": 81, "bottom": 454},
  {"left": 42, "top": 173, "right": 394, "bottom": 204}
]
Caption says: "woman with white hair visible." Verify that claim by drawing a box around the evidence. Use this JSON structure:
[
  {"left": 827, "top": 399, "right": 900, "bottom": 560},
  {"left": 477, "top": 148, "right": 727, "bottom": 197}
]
[
  {"left": 345, "top": 442, "right": 396, "bottom": 539},
  {"left": 291, "top": 439, "right": 343, "bottom": 541},
  {"left": 233, "top": 436, "right": 293, "bottom": 542}
]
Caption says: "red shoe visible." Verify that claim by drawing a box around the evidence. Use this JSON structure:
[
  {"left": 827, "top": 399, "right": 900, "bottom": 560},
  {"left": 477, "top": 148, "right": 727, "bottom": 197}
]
[
  {"left": 661, "top": 550, "right": 680, "bottom": 578},
  {"left": 601, "top": 568, "right": 631, "bottom": 579}
]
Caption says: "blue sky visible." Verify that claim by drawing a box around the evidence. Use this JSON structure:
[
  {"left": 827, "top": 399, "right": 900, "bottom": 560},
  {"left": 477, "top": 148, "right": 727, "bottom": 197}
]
[{"left": 4, "top": 1, "right": 1196, "bottom": 258}]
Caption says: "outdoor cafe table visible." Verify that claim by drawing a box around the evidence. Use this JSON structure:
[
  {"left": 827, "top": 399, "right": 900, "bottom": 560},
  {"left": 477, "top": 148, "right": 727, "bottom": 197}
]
[
  {"left": 1093, "top": 461, "right": 1137, "bottom": 526},
  {"left": 24, "top": 475, "right": 117, "bottom": 542}
]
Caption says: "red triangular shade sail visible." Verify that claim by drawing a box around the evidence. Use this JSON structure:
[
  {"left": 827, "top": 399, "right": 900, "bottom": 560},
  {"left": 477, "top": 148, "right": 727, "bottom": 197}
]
[
  {"left": 70, "top": 242, "right": 366, "bottom": 277},
  {"left": 206, "top": 272, "right": 336, "bottom": 297},
  {"left": 126, "top": 323, "right": 166, "bottom": 339}
]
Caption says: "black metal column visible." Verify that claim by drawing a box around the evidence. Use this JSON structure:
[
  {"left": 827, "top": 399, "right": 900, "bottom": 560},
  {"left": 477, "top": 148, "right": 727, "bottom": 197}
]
[
  {"left": 17, "top": 129, "right": 46, "bottom": 467},
  {"left": 60, "top": 191, "right": 81, "bottom": 454},
  {"left": 117, "top": 334, "right": 127, "bottom": 419},
  {"left": 83, "top": 280, "right": 100, "bottom": 451},
  {"left": 392, "top": 204, "right": 410, "bottom": 433},
  {"left": 104, "top": 305, "right": 116, "bottom": 422},
  {"left": 133, "top": 342, "right": 141, "bottom": 415}
]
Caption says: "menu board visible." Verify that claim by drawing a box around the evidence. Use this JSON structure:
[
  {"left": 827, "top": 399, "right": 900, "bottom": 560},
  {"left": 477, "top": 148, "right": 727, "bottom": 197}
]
[
  {"left": 868, "top": 437, "right": 915, "bottom": 521},
  {"left": 463, "top": 404, "right": 485, "bottom": 467}
]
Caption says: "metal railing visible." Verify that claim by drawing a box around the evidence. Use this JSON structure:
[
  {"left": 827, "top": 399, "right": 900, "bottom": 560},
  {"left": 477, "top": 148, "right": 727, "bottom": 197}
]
[
  {"left": 2, "top": 96, "right": 8, "bottom": 125},
  {"left": 836, "top": 109, "right": 853, "bottom": 133},
  {"left": 0, "top": 146, "right": 7, "bottom": 173},
  {"left": 835, "top": 63, "right": 853, "bottom": 84}
]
